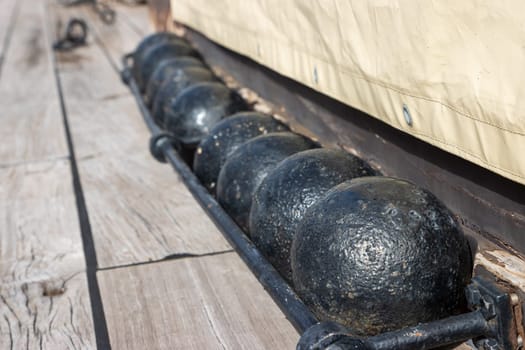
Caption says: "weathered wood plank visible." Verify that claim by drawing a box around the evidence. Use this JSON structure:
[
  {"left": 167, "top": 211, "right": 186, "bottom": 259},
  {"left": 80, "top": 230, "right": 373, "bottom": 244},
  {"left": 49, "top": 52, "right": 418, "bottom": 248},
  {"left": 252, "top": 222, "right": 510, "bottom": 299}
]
[
  {"left": 0, "top": 0, "right": 17, "bottom": 43},
  {"left": 0, "top": 160, "right": 84, "bottom": 283},
  {"left": 476, "top": 250, "right": 525, "bottom": 291},
  {"left": 0, "top": 0, "right": 83, "bottom": 283},
  {"left": 116, "top": 2, "right": 152, "bottom": 37},
  {"left": 78, "top": 150, "right": 231, "bottom": 268},
  {"left": 50, "top": 3, "right": 144, "bottom": 159},
  {"left": 80, "top": 2, "right": 147, "bottom": 67},
  {"left": 50, "top": 1, "right": 230, "bottom": 268},
  {"left": 0, "top": 1, "right": 96, "bottom": 347},
  {"left": 0, "top": 159, "right": 96, "bottom": 348},
  {"left": 98, "top": 252, "right": 298, "bottom": 350},
  {"left": 0, "top": 0, "right": 19, "bottom": 74},
  {"left": 0, "top": 0, "right": 68, "bottom": 165},
  {"left": 58, "top": 95, "right": 148, "bottom": 159},
  {"left": 0, "top": 272, "right": 95, "bottom": 350},
  {"left": 53, "top": 38, "right": 129, "bottom": 99}
]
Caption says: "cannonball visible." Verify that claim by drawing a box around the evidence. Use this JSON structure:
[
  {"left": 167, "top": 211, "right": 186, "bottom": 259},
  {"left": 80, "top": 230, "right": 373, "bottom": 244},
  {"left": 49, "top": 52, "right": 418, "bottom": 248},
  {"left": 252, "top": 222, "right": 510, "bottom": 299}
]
[
  {"left": 144, "top": 56, "right": 206, "bottom": 107},
  {"left": 133, "top": 32, "right": 189, "bottom": 59},
  {"left": 132, "top": 32, "right": 190, "bottom": 85},
  {"left": 151, "top": 67, "right": 217, "bottom": 127},
  {"left": 217, "top": 132, "right": 316, "bottom": 232},
  {"left": 164, "top": 82, "right": 248, "bottom": 147},
  {"left": 291, "top": 176, "right": 473, "bottom": 335},
  {"left": 193, "top": 112, "right": 288, "bottom": 193},
  {"left": 135, "top": 41, "right": 198, "bottom": 91},
  {"left": 250, "top": 149, "right": 377, "bottom": 283}
]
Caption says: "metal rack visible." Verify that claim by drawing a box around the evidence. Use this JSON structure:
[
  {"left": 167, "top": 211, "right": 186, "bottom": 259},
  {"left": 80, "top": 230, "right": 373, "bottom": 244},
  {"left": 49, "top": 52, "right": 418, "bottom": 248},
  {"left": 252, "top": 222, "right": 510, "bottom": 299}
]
[{"left": 121, "top": 53, "right": 522, "bottom": 350}]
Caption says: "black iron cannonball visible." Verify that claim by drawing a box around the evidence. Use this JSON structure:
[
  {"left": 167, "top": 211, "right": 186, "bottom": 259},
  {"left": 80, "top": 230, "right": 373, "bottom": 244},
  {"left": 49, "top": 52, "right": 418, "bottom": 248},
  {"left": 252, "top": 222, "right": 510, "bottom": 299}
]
[
  {"left": 151, "top": 67, "right": 217, "bottom": 127},
  {"left": 250, "top": 149, "right": 377, "bottom": 283},
  {"left": 135, "top": 41, "right": 198, "bottom": 92},
  {"left": 164, "top": 82, "right": 248, "bottom": 148},
  {"left": 193, "top": 112, "right": 289, "bottom": 193},
  {"left": 132, "top": 32, "right": 190, "bottom": 85},
  {"left": 144, "top": 56, "right": 206, "bottom": 107},
  {"left": 217, "top": 132, "right": 317, "bottom": 233},
  {"left": 133, "top": 32, "right": 189, "bottom": 60},
  {"left": 291, "top": 176, "right": 473, "bottom": 335}
]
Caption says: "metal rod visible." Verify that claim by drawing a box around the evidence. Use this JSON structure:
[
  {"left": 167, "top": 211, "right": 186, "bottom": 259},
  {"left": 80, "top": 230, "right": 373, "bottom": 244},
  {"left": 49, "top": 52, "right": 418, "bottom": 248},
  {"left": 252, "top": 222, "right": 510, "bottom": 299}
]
[
  {"left": 365, "top": 309, "right": 492, "bottom": 350},
  {"left": 162, "top": 146, "right": 319, "bottom": 332},
  {"left": 121, "top": 59, "right": 319, "bottom": 333}
]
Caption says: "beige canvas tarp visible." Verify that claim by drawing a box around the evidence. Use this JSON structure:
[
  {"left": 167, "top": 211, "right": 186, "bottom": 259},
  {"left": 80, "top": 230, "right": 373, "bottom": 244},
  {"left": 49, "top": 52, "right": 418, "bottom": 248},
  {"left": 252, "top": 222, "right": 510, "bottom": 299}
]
[{"left": 171, "top": 0, "right": 525, "bottom": 185}]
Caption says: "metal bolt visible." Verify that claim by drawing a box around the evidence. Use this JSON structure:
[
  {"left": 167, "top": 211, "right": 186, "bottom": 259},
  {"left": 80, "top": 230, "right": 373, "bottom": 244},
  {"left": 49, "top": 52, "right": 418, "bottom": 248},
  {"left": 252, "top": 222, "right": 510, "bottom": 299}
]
[
  {"left": 403, "top": 104, "right": 412, "bottom": 126},
  {"left": 482, "top": 338, "right": 500, "bottom": 350},
  {"left": 481, "top": 297, "right": 497, "bottom": 319},
  {"left": 466, "top": 285, "right": 482, "bottom": 307}
]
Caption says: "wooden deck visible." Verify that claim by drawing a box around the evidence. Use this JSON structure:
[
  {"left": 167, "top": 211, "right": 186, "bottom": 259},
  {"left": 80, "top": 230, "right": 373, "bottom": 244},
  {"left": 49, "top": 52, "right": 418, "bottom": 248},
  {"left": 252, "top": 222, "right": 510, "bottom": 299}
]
[
  {"left": 2, "top": 1, "right": 518, "bottom": 349},
  {"left": 0, "top": 0, "right": 298, "bottom": 348}
]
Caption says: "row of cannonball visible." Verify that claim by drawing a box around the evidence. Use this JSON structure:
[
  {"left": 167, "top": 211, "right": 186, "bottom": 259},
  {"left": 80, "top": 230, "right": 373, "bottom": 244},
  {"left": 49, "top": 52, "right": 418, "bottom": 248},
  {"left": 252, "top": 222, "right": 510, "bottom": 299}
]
[{"left": 132, "top": 32, "right": 474, "bottom": 336}]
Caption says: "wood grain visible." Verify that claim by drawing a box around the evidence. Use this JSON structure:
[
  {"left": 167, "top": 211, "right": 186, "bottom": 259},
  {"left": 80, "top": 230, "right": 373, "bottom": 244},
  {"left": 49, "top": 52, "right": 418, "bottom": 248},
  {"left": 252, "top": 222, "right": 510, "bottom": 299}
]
[
  {"left": 47, "top": 1, "right": 128, "bottom": 93},
  {"left": 98, "top": 252, "right": 299, "bottom": 350},
  {"left": 0, "top": 272, "right": 95, "bottom": 350},
  {"left": 57, "top": 95, "right": 148, "bottom": 159},
  {"left": 116, "top": 1, "right": 153, "bottom": 37},
  {"left": 50, "top": 2, "right": 146, "bottom": 159},
  {"left": 78, "top": 150, "right": 231, "bottom": 268},
  {"left": 0, "top": 0, "right": 82, "bottom": 284},
  {"left": 81, "top": 2, "right": 148, "bottom": 68},
  {"left": 0, "top": 0, "right": 68, "bottom": 165},
  {"left": 0, "top": 160, "right": 96, "bottom": 348},
  {"left": 0, "top": 1, "right": 96, "bottom": 347},
  {"left": 50, "top": 1, "right": 231, "bottom": 267},
  {"left": 0, "top": 160, "right": 84, "bottom": 284},
  {"left": 54, "top": 41, "right": 129, "bottom": 100},
  {"left": 0, "top": 0, "right": 19, "bottom": 70}
]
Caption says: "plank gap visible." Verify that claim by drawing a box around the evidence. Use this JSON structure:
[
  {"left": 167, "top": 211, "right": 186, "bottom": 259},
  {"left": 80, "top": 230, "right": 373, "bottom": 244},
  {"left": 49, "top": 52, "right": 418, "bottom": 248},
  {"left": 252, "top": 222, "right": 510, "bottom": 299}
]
[
  {"left": 97, "top": 248, "right": 235, "bottom": 272},
  {"left": 98, "top": 253, "right": 299, "bottom": 349},
  {"left": 0, "top": 155, "right": 70, "bottom": 169},
  {"left": 47, "top": 1, "right": 112, "bottom": 347}
]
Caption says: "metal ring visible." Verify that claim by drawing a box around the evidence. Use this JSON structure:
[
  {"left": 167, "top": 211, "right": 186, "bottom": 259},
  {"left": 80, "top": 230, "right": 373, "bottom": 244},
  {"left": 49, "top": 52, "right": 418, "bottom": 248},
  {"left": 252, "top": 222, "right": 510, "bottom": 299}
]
[
  {"left": 149, "top": 132, "right": 181, "bottom": 163},
  {"left": 53, "top": 18, "right": 88, "bottom": 51}
]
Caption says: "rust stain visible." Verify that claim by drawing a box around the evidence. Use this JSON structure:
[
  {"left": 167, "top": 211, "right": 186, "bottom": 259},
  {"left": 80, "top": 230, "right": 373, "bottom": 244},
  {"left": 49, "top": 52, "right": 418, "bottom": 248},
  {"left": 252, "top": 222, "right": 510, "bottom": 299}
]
[
  {"left": 482, "top": 251, "right": 506, "bottom": 268},
  {"left": 56, "top": 51, "right": 88, "bottom": 64},
  {"left": 513, "top": 300, "right": 525, "bottom": 347},
  {"left": 100, "top": 92, "right": 128, "bottom": 101},
  {"left": 42, "top": 285, "right": 66, "bottom": 297}
]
